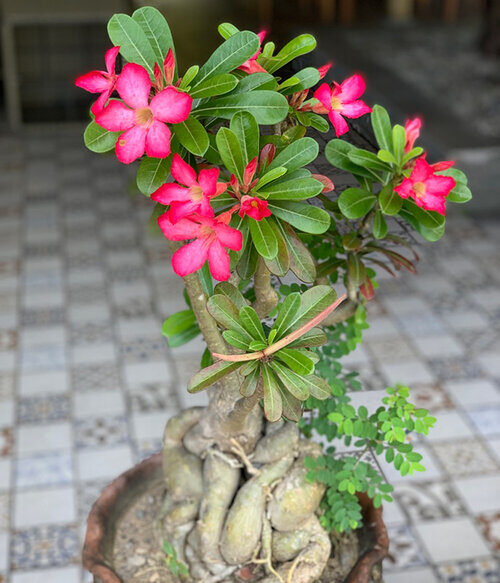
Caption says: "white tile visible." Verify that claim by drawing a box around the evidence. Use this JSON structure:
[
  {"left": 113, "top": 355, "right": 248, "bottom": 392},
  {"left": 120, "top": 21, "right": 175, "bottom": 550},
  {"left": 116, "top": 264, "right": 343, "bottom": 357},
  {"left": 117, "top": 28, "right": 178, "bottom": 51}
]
[
  {"left": 477, "top": 353, "right": 500, "bottom": 377},
  {"left": 0, "top": 401, "right": 14, "bottom": 426},
  {"left": 71, "top": 343, "right": 116, "bottom": 365},
  {"left": 443, "top": 309, "right": 490, "bottom": 332},
  {"left": 17, "top": 422, "right": 72, "bottom": 455},
  {"left": 14, "top": 486, "right": 76, "bottom": 527},
  {"left": 378, "top": 360, "right": 435, "bottom": 386},
  {"left": 412, "top": 335, "right": 464, "bottom": 359},
  {"left": 11, "top": 566, "right": 80, "bottom": 583},
  {"left": 414, "top": 518, "right": 490, "bottom": 562},
  {"left": 0, "top": 532, "right": 8, "bottom": 571},
  {"left": 425, "top": 410, "right": 474, "bottom": 442},
  {"left": 454, "top": 474, "right": 500, "bottom": 514},
  {"left": 132, "top": 411, "right": 172, "bottom": 441},
  {"left": 384, "top": 567, "right": 439, "bottom": 583},
  {"left": 0, "top": 460, "right": 11, "bottom": 490},
  {"left": 77, "top": 446, "right": 133, "bottom": 481},
  {"left": 22, "top": 289, "right": 64, "bottom": 309},
  {"left": 444, "top": 379, "right": 500, "bottom": 408},
  {"left": 19, "top": 370, "right": 67, "bottom": 397},
  {"left": 383, "top": 297, "right": 431, "bottom": 316},
  {"left": 74, "top": 390, "right": 125, "bottom": 418},
  {"left": 124, "top": 360, "right": 172, "bottom": 386},
  {"left": 488, "top": 437, "right": 500, "bottom": 462},
  {"left": 382, "top": 498, "right": 406, "bottom": 526},
  {"left": 0, "top": 351, "right": 15, "bottom": 372},
  {"left": 117, "top": 316, "right": 161, "bottom": 341},
  {"left": 21, "top": 325, "right": 66, "bottom": 347}
]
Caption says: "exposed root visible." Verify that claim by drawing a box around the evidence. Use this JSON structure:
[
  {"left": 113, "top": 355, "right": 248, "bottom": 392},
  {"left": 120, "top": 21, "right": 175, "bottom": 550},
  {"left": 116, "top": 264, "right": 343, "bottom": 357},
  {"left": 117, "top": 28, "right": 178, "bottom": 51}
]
[{"left": 230, "top": 437, "right": 260, "bottom": 476}]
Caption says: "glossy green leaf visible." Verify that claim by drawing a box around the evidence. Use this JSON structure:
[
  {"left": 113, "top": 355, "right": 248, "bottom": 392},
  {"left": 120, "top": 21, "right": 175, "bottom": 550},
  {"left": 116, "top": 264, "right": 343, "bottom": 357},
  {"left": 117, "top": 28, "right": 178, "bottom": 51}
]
[
  {"left": 264, "top": 34, "right": 317, "bottom": 73},
  {"left": 271, "top": 292, "right": 301, "bottom": 338},
  {"left": 108, "top": 14, "right": 157, "bottom": 77},
  {"left": 216, "top": 127, "right": 245, "bottom": 181},
  {"left": 402, "top": 200, "right": 445, "bottom": 229},
  {"left": 172, "top": 117, "right": 209, "bottom": 156},
  {"left": 280, "top": 67, "right": 320, "bottom": 94},
  {"left": 276, "top": 348, "right": 315, "bottom": 375},
  {"left": 338, "top": 188, "right": 377, "bottom": 219},
  {"left": 213, "top": 282, "right": 247, "bottom": 310},
  {"left": 206, "top": 295, "right": 253, "bottom": 341},
  {"left": 262, "top": 366, "right": 282, "bottom": 422},
  {"left": 305, "top": 112, "right": 330, "bottom": 133},
  {"left": 286, "top": 285, "right": 336, "bottom": 333},
  {"left": 240, "top": 365, "right": 260, "bottom": 397},
  {"left": 228, "top": 72, "right": 278, "bottom": 94},
  {"left": 276, "top": 221, "right": 316, "bottom": 282},
  {"left": 268, "top": 201, "right": 330, "bottom": 234},
  {"left": 378, "top": 184, "right": 403, "bottom": 215},
  {"left": 392, "top": 124, "right": 406, "bottom": 163},
  {"left": 278, "top": 385, "right": 302, "bottom": 422},
  {"left": 230, "top": 111, "right": 259, "bottom": 166},
  {"left": 178, "top": 65, "right": 199, "bottom": 90},
  {"left": 347, "top": 253, "right": 366, "bottom": 287},
  {"left": 264, "top": 219, "right": 290, "bottom": 276},
  {"left": 222, "top": 329, "right": 251, "bottom": 350},
  {"left": 270, "top": 361, "right": 309, "bottom": 400},
  {"left": 249, "top": 217, "right": 278, "bottom": 260},
  {"left": 239, "top": 305, "right": 266, "bottom": 342},
  {"left": 188, "top": 360, "right": 243, "bottom": 393},
  {"left": 325, "top": 139, "right": 378, "bottom": 179},
  {"left": 193, "top": 31, "right": 259, "bottom": 87},
  {"left": 288, "top": 327, "right": 327, "bottom": 349},
  {"left": 166, "top": 325, "right": 200, "bottom": 348},
  {"left": 237, "top": 242, "right": 259, "bottom": 279},
  {"left": 447, "top": 182, "right": 472, "bottom": 203},
  {"left": 260, "top": 177, "right": 323, "bottom": 201},
  {"left": 218, "top": 22, "right": 239, "bottom": 39},
  {"left": 162, "top": 309, "right": 196, "bottom": 337},
  {"left": 189, "top": 73, "right": 238, "bottom": 98},
  {"left": 347, "top": 149, "right": 392, "bottom": 172},
  {"left": 268, "top": 137, "right": 318, "bottom": 173},
  {"left": 84, "top": 121, "right": 119, "bottom": 153},
  {"left": 256, "top": 167, "right": 288, "bottom": 190},
  {"left": 373, "top": 210, "right": 388, "bottom": 239},
  {"left": 136, "top": 156, "right": 171, "bottom": 196},
  {"left": 371, "top": 105, "right": 392, "bottom": 151},
  {"left": 303, "top": 374, "right": 331, "bottom": 400},
  {"left": 132, "top": 6, "right": 174, "bottom": 67},
  {"left": 194, "top": 91, "right": 289, "bottom": 125}
]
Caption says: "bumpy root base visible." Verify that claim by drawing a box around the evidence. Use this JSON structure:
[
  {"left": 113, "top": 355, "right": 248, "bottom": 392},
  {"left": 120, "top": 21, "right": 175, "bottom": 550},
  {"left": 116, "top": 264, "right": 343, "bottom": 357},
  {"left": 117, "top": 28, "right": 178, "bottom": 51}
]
[{"left": 160, "top": 407, "right": 336, "bottom": 583}]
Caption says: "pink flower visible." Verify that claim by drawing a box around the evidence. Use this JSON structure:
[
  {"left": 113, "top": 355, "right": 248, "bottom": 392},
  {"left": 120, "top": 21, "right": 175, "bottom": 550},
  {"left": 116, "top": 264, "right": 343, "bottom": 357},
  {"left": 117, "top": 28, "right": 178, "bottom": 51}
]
[
  {"left": 152, "top": 154, "right": 226, "bottom": 223},
  {"left": 313, "top": 74, "right": 371, "bottom": 137},
  {"left": 239, "top": 31, "right": 267, "bottom": 74},
  {"left": 158, "top": 212, "right": 242, "bottom": 281},
  {"left": 95, "top": 63, "right": 192, "bottom": 164},
  {"left": 404, "top": 117, "right": 422, "bottom": 153},
  {"left": 230, "top": 157, "right": 259, "bottom": 197},
  {"left": 75, "top": 46, "right": 120, "bottom": 114},
  {"left": 317, "top": 62, "right": 332, "bottom": 80},
  {"left": 395, "top": 158, "right": 456, "bottom": 216},
  {"left": 154, "top": 48, "right": 176, "bottom": 91},
  {"left": 238, "top": 196, "right": 271, "bottom": 221}
]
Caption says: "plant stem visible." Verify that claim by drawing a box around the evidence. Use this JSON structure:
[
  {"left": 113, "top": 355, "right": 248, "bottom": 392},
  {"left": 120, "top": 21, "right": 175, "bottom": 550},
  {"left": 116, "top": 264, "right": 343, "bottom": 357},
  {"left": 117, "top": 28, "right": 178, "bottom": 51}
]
[{"left": 253, "top": 258, "right": 278, "bottom": 319}]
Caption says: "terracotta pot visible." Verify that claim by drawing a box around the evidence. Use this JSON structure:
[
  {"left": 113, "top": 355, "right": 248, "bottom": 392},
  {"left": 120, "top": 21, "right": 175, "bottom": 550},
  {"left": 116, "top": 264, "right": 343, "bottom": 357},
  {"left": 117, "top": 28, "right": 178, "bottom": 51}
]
[{"left": 83, "top": 453, "right": 389, "bottom": 583}]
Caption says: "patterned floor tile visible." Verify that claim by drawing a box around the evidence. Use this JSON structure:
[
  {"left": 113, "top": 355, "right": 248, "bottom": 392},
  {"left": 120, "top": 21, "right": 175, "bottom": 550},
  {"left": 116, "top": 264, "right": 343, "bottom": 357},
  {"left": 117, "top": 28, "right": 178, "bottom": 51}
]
[
  {"left": 127, "top": 382, "right": 172, "bottom": 412},
  {"left": 0, "top": 494, "right": 9, "bottom": 532},
  {"left": 69, "top": 322, "right": 113, "bottom": 346},
  {"left": 466, "top": 407, "right": 500, "bottom": 438},
  {"left": 428, "top": 357, "right": 485, "bottom": 382},
  {"left": 431, "top": 440, "right": 498, "bottom": 478},
  {"left": 394, "top": 480, "right": 466, "bottom": 522},
  {"left": 18, "top": 395, "right": 70, "bottom": 424},
  {"left": 118, "top": 338, "right": 167, "bottom": 363},
  {"left": 70, "top": 362, "right": 120, "bottom": 392},
  {"left": 477, "top": 512, "right": 500, "bottom": 554},
  {"left": 383, "top": 524, "right": 427, "bottom": 571},
  {"left": 10, "top": 524, "right": 79, "bottom": 570},
  {"left": 437, "top": 557, "right": 500, "bottom": 583},
  {"left": 74, "top": 415, "right": 128, "bottom": 449},
  {"left": 409, "top": 383, "right": 455, "bottom": 412}
]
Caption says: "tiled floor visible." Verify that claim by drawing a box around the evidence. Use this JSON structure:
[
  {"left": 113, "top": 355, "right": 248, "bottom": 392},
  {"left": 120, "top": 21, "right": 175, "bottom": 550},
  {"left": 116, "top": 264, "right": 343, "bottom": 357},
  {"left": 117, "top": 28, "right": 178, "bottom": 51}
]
[{"left": 0, "top": 128, "right": 499, "bottom": 583}]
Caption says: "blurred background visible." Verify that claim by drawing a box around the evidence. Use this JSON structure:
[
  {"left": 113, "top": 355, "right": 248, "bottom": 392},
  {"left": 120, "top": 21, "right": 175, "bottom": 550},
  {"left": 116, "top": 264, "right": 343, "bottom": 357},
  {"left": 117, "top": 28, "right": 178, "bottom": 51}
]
[{"left": 0, "top": 1, "right": 499, "bottom": 583}]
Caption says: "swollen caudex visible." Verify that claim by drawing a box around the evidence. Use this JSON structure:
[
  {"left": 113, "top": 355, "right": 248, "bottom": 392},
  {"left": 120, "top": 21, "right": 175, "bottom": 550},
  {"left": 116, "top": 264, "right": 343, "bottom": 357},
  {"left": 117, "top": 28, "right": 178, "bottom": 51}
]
[{"left": 161, "top": 408, "right": 332, "bottom": 583}]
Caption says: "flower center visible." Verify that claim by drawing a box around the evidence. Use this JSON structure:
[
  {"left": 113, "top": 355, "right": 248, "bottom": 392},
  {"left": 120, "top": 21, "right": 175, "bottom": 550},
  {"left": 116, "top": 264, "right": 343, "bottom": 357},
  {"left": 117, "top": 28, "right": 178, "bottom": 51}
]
[
  {"left": 413, "top": 181, "right": 426, "bottom": 199},
  {"left": 135, "top": 107, "right": 154, "bottom": 128},
  {"left": 330, "top": 97, "right": 342, "bottom": 110},
  {"left": 199, "top": 225, "right": 215, "bottom": 239},
  {"left": 190, "top": 186, "right": 203, "bottom": 202}
]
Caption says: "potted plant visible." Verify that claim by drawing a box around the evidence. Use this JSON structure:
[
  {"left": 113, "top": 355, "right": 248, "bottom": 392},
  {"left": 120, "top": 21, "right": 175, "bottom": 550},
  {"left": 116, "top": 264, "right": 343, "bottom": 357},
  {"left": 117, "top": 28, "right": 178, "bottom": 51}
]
[{"left": 76, "top": 7, "right": 472, "bottom": 582}]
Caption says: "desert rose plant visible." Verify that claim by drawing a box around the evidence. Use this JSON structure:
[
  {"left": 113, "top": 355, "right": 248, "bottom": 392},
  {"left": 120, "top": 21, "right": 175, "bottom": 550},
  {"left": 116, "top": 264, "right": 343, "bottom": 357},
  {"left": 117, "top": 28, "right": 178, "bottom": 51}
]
[{"left": 76, "top": 7, "right": 472, "bottom": 582}]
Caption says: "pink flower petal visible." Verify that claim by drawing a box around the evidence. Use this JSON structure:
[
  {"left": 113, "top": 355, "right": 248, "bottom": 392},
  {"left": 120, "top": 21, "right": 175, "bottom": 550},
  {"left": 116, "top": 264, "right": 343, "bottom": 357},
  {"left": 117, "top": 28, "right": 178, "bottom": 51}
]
[
  {"left": 145, "top": 120, "right": 171, "bottom": 158},
  {"left": 207, "top": 240, "right": 231, "bottom": 281},
  {"left": 239, "top": 60, "right": 267, "bottom": 74},
  {"left": 313, "top": 83, "right": 333, "bottom": 111},
  {"left": 115, "top": 125, "right": 147, "bottom": 164},
  {"left": 75, "top": 71, "right": 109, "bottom": 93},
  {"left": 431, "top": 160, "right": 454, "bottom": 172},
  {"left": 424, "top": 175, "right": 455, "bottom": 197},
  {"left": 105, "top": 46, "right": 120, "bottom": 75},
  {"left": 171, "top": 154, "right": 197, "bottom": 187},
  {"left": 411, "top": 158, "right": 433, "bottom": 183},
  {"left": 417, "top": 193, "right": 446, "bottom": 215},
  {"left": 214, "top": 224, "right": 242, "bottom": 251},
  {"left": 172, "top": 239, "right": 209, "bottom": 276},
  {"left": 341, "top": 100, "right": 372, "bottom": 119},
  {"left": 328, "top": 111, "right": 349, "bottom": 137},
  {"left": 317, "top": 62, "right": 333, "bottom": 80},
  {"left": 169, "top": 200, "right": 201, "bottom": 223},
  {"left": 163, "top": 48, "right": 176, "bottom": 86},
  {"left": 116, "top": 63, "right": 151, "bottom": 109},
  {"left": 339, "top": 74, "right": 366, "bottom": 102},
  {"left": 394, "top": 179, "right": 413, "bottom": 199},
  {"left": 198, "top": 168, "right": 219, "bottom": 197},
  {"left": 215, "top": 182, "right": 228, "bottom": 196},
  {"left": 150, "top": 86, "right": 192, "bottom": 124},
  {"left": 90, "top": 88, "right": 113, "bottom": 115},
  {"left": 95, "top": 101, "right": 135, "bottom": 132},
  {"left": 198, "top": 197, "right": 214, "bottom": 218},
  {"left": 151, "top": 183, "right": 191, "bottom": 205},
  {"left": 157, "top": 213, "right": 201, "bottom": 240},
  {"left": 404, "top": 117, "right": 422, "bottom": 152}
]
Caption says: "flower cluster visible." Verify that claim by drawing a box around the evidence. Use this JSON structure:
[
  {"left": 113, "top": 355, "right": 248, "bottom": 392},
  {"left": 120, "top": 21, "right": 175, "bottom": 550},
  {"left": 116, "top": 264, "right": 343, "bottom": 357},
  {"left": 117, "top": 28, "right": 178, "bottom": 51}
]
[{"left": 76, "top": 49, "right": 192, "bottom": 164}]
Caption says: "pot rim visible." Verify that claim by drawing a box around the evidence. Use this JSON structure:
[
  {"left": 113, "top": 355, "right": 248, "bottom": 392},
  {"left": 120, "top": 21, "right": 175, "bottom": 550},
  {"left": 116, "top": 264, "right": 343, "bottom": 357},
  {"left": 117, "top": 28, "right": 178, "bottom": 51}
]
[{"left": 82, "top": 452, "right": 389, "bottom": 583}]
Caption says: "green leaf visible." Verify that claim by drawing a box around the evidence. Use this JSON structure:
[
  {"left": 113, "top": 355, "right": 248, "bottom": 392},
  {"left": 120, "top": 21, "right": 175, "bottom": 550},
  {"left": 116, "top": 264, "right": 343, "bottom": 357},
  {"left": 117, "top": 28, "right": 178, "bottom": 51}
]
[
  {"left": 285, "top": 285, "right": 337, "bottom": 334},
  {"left": 325, "top": 140, "right": 377, "bottom": 179},
  {"left": 272, "top": 292, "right": 301, "bottom": 338},
  {"left": 240, "top": 365, "right": 260, "bottom": 397},
  {"left": 264, "top": 34, "right": 317, "bottom": 73},
  {"left": 392, "top": 124, "right": 406, "bottom": 163},
  {"left": 194, "top": 91, "right": 289, "bottom": 125},
  {"left": 338, "top": 188, "right": 377, "bottom": 219},
  {"left": 402, "top": 200, "right": 445, "bottom": 229},
  {"left": 378, "top": 184, "right": 403, "bottom": 215},
  {"left": 206, "top": 295, "right": 253, "bottom": 342},
  {"left": 447, "top": 182, "right": 472, "bottom": 203},
  {"left": 108, "top": 14, "right": 157, "bottom": 78},
  {"left": 178, "top": 65, "right": 199, "bottom": 90},
  {"left": 172, "top": 117, "right": 209, "bottom": 156},
  {"left": 132, "top": 6, "right": 175, "bottom": 67},
  {"left": 373, "top": 210, "right": 388, "bottom": 239},
  {"left": 230, "top": 111, "right": 259, "bottom": 166},
  {"left": 268, "top": 202, "right": 330, "bottom": 234},
  {"left": 189, "top": 73, "right": 238, "bottom": 98},
  {"left": 347, "top": 253, "right": 366, "bottom": 286},
  {"left": 276, "top": 348, "right": 315, "bottom": 375},
  {"left": 239, "top": 305, "right": 266, "bottom": 342},
  {"left": 237, "top": 243, "right": 259, "bottom": 279},
  {"left": 193, "top": 31, "right": 260, "bottom": 87},
  {"left": 276, "top": 221, "right": 316, "bottom": 282},
  {"left": 288, "top": 327, "right": 327, "bottom": 349},
  {"left": 303, "top": 375, "right": 331, "bottom": 400},
  {"left": 83, "top": 121, "right": 119, "bottom": 153},
  {"left": 213, "top": 282, "right": 247, "bottom": 310},
  {"left": 136, "top": 156, "right": 171, "bottom": 196},
  {"left": 228, "top": 72, "right": 278, "bottom": 94},
  {"left": 166, "top": 325, "right": 200, "bottom": 348},
  {"left": 270, "top": 361, "right": 309, "bottom": 400},
  {"left": 162, "top": 310, "right": 196, "bottom": 336},
  {"left": 278, "top": 386, "right": 303, "bottom": 422},
  {"left": 222, "top": 329, "right": 251, "bottom": 350},
  {"left": 249, "top": 217, "right": 278, "bottom": 260},
  {"left": 260, "top": 177, "right": 323, "bottom": 201},
  {"left": 371, "top": 105, "right": 392, "bottom": 151},
  {"left": 264, "top": 219, "right": 290, "bottom": 276},
  {"left": 280, "top": 67, "right": 320, "bottom": 94},
  {"left": 216, "top": 127, "right": 245, "bottom": 181},
  {"left": 188, "top": 360, "right": 243, "bottom": 393},
  {"left": 347, "top": 149, "right": 392, "bottom": 172},
  {"left": 305, "top": 112, "right": 330, "bottom": 133},
  {"left": 268, "top": 137, "right": 319, "bottom": 173},
  {"left": 218, "top": 22, "right": 240, "bottom": 39},
  {"left": 262, "top": 366, "right": 283, "bottom": 422},
  {"left": 256, "top": 167, "right": 288, "bottom": 190}
]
